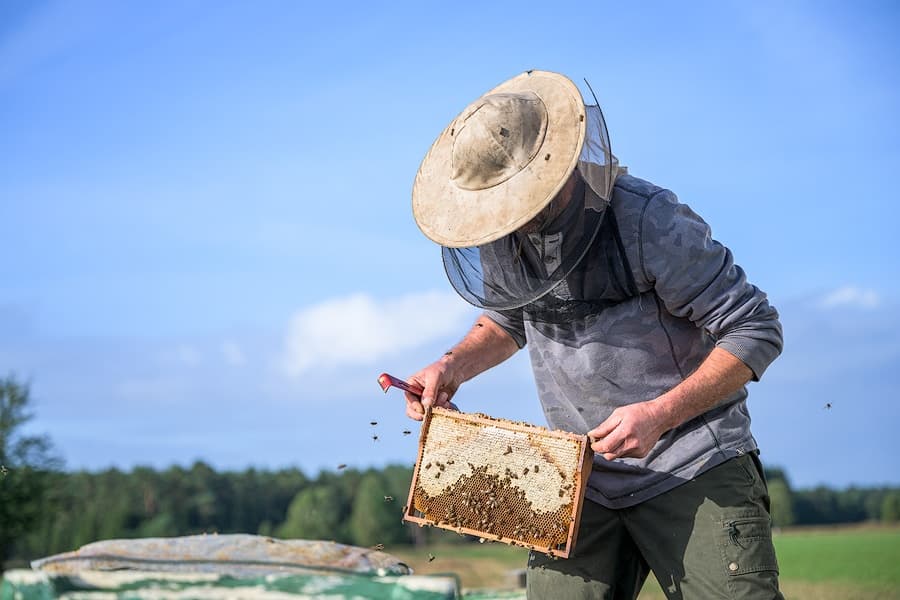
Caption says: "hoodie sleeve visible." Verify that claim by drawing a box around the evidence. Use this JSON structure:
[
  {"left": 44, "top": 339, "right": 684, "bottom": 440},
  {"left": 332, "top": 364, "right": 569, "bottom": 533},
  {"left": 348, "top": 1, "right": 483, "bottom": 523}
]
[{"left": 639, "top": 190, "right": 783, "bottom": 380}]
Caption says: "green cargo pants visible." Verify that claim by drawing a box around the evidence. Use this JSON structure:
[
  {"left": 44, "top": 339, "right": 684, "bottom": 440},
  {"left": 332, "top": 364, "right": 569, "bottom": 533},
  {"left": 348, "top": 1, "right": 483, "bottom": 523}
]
[{"left": 526, "top": 452, "right": 783, "bottom": 599}]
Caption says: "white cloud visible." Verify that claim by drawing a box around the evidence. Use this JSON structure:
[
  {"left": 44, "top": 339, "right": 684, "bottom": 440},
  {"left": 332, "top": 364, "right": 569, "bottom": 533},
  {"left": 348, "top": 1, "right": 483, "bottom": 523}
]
[
  {"left": 819, "top": 286, "right": 881, "bottom": 310},
  {"left": 281, "top": 291, "right": 475, "bottom": 376},
  {"left": 221, "top": 340, "right": 246, "bottom": 367}
]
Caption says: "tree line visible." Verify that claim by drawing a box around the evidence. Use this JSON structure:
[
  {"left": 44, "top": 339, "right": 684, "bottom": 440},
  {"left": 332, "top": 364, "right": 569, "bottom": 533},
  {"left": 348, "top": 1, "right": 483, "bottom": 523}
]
[
  {"left": 764, "top": 466, "right": 900, "bottom": 528},
  {"left": 3, "top": 375, "right": 899, "bottom": 572}
]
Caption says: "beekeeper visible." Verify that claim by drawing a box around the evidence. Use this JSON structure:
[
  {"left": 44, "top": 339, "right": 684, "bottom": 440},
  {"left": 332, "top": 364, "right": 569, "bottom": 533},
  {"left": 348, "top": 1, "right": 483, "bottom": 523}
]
[{"left": 405, "top": 70, "right": 784, "bottom": 599}]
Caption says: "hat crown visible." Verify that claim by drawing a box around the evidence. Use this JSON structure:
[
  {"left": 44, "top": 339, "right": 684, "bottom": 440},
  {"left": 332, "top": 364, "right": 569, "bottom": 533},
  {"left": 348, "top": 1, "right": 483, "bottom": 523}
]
[{"left": 450, "top": 92, "right": 548, "bottom": 191}]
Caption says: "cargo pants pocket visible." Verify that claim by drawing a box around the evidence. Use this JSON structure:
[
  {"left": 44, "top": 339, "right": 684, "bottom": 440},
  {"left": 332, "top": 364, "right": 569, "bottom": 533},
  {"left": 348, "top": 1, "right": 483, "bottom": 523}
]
[{"left": 717, "top": 514, "right": 781, "bottom": 598}]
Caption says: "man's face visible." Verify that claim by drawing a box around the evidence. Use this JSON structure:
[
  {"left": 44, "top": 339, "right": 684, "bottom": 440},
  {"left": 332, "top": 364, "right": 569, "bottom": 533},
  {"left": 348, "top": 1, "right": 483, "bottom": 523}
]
[{"left": 517, "top": 170, "right": 580, "bottom": 234}]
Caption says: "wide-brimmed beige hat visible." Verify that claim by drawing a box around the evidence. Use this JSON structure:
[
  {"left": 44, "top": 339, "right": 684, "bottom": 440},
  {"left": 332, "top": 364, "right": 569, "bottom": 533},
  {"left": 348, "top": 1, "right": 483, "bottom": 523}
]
[{"left": 412, "top": 70, "right": 587, "bottom": 248}]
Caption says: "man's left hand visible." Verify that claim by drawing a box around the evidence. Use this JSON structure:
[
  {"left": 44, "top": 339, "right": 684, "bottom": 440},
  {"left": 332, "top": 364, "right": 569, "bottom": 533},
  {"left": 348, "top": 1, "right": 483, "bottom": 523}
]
[{"left": 588, "top": 401, "right": 670, "bottom": 461}]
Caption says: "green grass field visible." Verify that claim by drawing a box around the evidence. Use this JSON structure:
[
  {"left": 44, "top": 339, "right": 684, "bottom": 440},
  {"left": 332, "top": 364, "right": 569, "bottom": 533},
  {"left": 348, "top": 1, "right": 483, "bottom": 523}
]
[
  {"left": 392, "top": 524, "right": 900, "bottom": 599},
  {"left": 770, "top": 525, "right": 900, "bottom": 599}
]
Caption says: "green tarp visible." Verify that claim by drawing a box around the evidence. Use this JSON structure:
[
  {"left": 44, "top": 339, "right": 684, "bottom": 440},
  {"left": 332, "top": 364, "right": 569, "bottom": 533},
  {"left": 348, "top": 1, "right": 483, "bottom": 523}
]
[
  {"left": 2, "top": 534, "right": 462, "bottom": 600},
  {"left": 1, "top": 568, "right": 463, "bottom": 599}
]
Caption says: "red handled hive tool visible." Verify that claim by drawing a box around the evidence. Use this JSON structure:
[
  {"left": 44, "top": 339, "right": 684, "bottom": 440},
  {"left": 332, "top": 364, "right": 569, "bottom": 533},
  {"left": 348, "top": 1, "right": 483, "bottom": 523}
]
[
  {"left": 377, "top": 372, "right": 460, "bottom": 411},
  {"left": 377, "top": 372, "right": 425, "bottom": 397}
]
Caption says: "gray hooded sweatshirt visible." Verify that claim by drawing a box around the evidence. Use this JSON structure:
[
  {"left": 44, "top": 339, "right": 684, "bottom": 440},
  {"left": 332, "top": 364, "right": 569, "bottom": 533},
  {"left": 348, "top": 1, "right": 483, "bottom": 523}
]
[{"left": 485, "top": 174, "right": 783, "bottom": 509}]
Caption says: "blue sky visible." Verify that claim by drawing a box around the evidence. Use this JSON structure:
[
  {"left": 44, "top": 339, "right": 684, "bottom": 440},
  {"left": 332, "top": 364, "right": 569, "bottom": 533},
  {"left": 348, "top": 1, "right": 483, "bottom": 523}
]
[{"left": 1, "top": 0, "right": 898, "bottom": 489}]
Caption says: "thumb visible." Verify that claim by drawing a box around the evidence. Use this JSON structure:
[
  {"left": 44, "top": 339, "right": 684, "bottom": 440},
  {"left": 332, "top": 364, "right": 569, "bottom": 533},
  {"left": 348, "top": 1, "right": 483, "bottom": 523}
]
[{"left": 421, "top": 379, "right": 439, "bottom": 409}]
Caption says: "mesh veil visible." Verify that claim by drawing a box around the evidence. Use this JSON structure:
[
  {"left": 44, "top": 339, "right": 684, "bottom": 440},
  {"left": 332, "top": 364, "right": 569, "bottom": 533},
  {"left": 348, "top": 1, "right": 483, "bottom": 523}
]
[{"left": 442, "top": 101, "right": 620, "bottom": 317}]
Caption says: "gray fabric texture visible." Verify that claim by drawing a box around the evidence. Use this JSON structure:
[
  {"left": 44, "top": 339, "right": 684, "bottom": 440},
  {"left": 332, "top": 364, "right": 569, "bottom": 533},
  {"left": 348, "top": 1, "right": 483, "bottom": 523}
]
[{"left": 484, "top": 174, "right": 783, "bottom": 509}]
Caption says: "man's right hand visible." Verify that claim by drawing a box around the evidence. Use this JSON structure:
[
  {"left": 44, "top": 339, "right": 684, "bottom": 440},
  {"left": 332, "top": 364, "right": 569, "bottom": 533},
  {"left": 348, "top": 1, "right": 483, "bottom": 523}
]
[{"left": 404, "top": 355, "right": 463, "bottom": 421}]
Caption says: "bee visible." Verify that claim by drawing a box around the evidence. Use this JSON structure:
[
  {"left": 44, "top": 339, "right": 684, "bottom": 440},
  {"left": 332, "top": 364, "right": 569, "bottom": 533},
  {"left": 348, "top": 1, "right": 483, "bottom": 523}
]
[
  {"left": 384, "top": 495, "right": 394, "bottom": 502},
  {"left": 337, "top": 464, "right": 347, "bottom": 470},
  {"left": 428, "top": 553, "right": 436, "bottom": 562},
  {"left": 370, "top": 421, "right": 378, "bottom": 426},
  {"left": 503, "top": 446, "right": 513, "bottom": 455},
  {"left": 824, "top": 403, "right": 832, "bottom": 410},
  {"left": 373, "top": 435, "right": 379, "bottom": 441},
  {"left": 533, "top": 465, "right": 539, "bottom": 473},
  {"left": 373, "top": 544, "right": 385, "bottom": 551},
  {"left": 403, "top": 430, "right": 412, "bottom": 435}
]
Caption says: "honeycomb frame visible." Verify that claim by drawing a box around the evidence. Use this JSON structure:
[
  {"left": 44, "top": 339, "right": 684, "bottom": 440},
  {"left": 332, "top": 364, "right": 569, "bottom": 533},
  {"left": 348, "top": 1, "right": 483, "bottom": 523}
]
[{"left": 403, "top": 407, "right": 593, "bottom": 558}]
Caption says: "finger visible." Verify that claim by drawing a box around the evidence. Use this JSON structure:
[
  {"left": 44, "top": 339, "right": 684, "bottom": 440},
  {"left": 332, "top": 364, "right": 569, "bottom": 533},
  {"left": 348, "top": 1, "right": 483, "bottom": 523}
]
[
  {"left": 421, "top": 377, "right": 440, "bottom": 409},
  {"left": 404, "top": 375, "right": 430, "bottom": 408},
  {"left": 406, "top": 401, "right": 425, "bottom": 421},
  {"left": 588, "top": 414, "right": 622, "bottom": 440},
  {"left": 404, "top": 389, "right": 423, "bottom": 405},
  {"left": 405, "top": 393, "right": 425, "bottom": 414},
  {"left": 435, "top": 390, "right": 452, "bottom": 407},
  {"left": 615, "top": 446, "right": 638, "bottom": 459},
  {"left": 591, "top": 435, "right": 626, "bottom": 458}
]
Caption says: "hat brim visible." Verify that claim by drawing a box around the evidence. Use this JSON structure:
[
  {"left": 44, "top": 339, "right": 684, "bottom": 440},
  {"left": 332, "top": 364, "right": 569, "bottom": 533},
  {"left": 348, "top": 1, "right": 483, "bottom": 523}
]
[{"left": 412, "top": 70, "right": 587, "bottom": 248}]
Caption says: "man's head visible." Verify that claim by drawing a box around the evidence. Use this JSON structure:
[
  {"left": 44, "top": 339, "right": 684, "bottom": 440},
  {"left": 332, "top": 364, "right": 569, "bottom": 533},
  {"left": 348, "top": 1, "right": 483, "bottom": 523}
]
[
  {"left": 412, "top": 71, "right": 587, "bottom": 248},
  {"left": 413, "top": 70, "right": 619, "bottom": 312}
]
